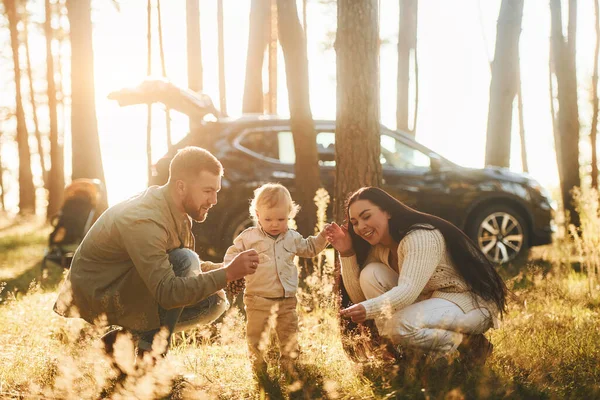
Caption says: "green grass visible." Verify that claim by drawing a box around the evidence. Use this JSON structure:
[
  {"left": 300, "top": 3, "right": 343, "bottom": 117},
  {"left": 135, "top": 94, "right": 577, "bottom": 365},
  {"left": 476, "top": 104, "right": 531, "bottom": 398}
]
[{"left": 0, "top": 221, "right": 599, "bottom": 399}]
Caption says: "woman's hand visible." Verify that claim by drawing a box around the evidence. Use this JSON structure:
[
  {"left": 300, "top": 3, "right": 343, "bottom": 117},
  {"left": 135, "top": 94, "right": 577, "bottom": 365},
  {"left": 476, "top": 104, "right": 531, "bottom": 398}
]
[
  {"left": 340, "top": 304, "right": 367, "bottom": 323},
  {"left": 324, "top": 222, "right": 354, "bottom": 255}
]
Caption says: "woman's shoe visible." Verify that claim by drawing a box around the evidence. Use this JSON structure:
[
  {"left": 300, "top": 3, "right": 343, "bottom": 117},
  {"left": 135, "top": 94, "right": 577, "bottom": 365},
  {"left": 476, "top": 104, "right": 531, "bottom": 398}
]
[{"left": 458, "top": 333, "right": 493, "bottom": 366}]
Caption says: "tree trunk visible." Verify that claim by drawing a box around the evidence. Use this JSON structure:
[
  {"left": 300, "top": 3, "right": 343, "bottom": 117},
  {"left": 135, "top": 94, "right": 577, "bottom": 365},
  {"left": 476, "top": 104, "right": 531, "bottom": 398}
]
[
  {"left": 592, "top": 0, "right": 599, "bottom": 190},
  {"left": 5, "top": 0, "right": 36, "bottom": 214},
  {"left": 242, "top": 0, "right": 270, "bottom": 113},
  {"left": 303, "top": 0, "right": 307, "bottom": 50},
  {"left": 157, "top": 0, "right": 172, "bottom": 150},
  {"left": 334, "top": 0, "right": 382, "bottom": 223},
  {"left": 186, "top": 0, "right": 203, "bottom": 131},
  {"left": 66, "top": 0, "right": 106, "bottom": 193},
  {"left": 46, "top": 0, "right": 65, "bottom": 219},
  {"left": 268, "top": 0, "right": 278, "bottom": 114},
  {"left": 484, "top": 0, "right": 524, "bottom": 168},
  {"left": 217, "top": 0, "right": 227, "bottom": 115},
  {"left": 550, "top": 0, "right": 581, "bottom": 228},
  {"left": 396, "top": 0, "right": 418, "bottom": 135},
  {"left": 146, "top": 0, "right": 153, "bottom": 185},
  {"left": 277, "top": 0, "right": 320, "bottom": 241},
  {"left": 517, "top": 68, "right": 528, "bottom": 173},
  {"left": 23, "top": 14, "right": 48, "bottom": 188}
]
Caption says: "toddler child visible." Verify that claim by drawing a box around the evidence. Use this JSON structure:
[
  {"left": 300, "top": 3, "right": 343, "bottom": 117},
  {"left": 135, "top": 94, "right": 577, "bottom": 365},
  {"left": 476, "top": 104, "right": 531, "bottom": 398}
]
[{"left": 224, "top": 183, "right": 329, "bottom": 374}]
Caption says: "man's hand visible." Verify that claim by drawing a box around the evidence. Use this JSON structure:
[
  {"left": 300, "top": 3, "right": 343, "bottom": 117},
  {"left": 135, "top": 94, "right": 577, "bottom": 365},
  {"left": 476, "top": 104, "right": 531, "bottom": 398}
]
[
  {"left": 340, "top": 304, "right": 367, "bottom": 323},
  {"left": 224, "top": 249, "right": 259, "bottom": 282}
]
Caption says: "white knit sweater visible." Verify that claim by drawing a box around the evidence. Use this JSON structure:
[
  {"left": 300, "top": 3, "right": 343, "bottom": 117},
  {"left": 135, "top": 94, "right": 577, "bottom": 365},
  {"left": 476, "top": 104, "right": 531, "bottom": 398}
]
[{"left": 340, "top": 228, "right": 498, "bottom": 322}]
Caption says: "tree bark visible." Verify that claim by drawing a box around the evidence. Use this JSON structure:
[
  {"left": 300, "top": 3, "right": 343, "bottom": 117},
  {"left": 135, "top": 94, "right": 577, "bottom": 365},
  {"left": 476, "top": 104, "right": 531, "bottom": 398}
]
[
  {"left": 334, "top": 0, "right": 382, "bottom": 223},
  {"left": 277, "top": 0, "right": 320, "bottom": 242},
  {"left": 268, "top": 0, "right": 278, "bottom": 114},
  {"left": 243, "top": 0, "right": 270, "bottom": 113},
  {"left": 46, "top": 0, "right": 65, "bottom": 219},
  {"left": 157, "top": 0, "right": 172, "bottom": 150},
  {"left": 66, "top": 0, "right": 106, "bottom": 191},
  {"left": 5, "top": 0, "right": 36, "bottom": 214},
  {"left": 217, "top": 0, "right": 227, "bottom": 115},
  {"left": 23, "top": 14, "right": 48, "bottom": 188},
  {"left": 146, "top": 0, "right": 153, "bottom": 185},
  {"left": 186, "top": 0, "right": 203, "bottom": 132},
  {"left": 517, "top": 67, "right": 528, "bottom": 173},
  {"left": 396, "top": 0, "right": 418, "bottom": 135},
  {"left": 484, "top": 0, "right": 524, "bottom": 168},
  {"left": 592, "top": 0, "right": 599, "bottom": 190},
  {"left": 550, "top": 0, "right": 581, "bottom": 227}
]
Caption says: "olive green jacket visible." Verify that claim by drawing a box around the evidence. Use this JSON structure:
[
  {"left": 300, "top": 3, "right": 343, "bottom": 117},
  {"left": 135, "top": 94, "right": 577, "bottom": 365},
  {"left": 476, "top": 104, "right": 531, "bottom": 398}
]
[{"left": 54, "top": 185, "right": 226, "bottom": 331}]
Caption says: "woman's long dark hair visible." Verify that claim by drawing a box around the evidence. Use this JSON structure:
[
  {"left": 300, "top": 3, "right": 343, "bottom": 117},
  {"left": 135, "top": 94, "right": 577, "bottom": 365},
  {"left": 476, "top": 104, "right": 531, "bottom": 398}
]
[{"left": 346, "top": 187, "right": 508, "bottom": 316}]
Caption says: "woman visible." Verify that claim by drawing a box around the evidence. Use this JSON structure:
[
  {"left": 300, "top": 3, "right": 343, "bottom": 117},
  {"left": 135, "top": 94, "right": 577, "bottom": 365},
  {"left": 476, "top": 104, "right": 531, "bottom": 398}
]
[{"left": 325, "top": 187, "right": 508, "bottom": 365}]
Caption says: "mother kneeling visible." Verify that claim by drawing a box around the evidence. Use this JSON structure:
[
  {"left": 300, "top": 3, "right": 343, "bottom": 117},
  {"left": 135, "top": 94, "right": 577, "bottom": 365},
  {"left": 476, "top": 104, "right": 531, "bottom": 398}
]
[{"left": 325, "top": 187, "right": 507, "bottom": 364}]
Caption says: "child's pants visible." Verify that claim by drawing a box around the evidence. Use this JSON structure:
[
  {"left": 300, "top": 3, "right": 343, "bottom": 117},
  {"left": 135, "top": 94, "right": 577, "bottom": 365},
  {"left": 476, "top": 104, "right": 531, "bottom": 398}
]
[{"left": 244, "top": 294, "right": 299, "bottom": 371}]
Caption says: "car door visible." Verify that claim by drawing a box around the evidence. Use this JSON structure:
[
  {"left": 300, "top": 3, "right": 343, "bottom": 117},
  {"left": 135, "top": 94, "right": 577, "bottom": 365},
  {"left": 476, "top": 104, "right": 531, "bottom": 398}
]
[{"left": 380, "top": 132, "right": 457, "bottom": 223}]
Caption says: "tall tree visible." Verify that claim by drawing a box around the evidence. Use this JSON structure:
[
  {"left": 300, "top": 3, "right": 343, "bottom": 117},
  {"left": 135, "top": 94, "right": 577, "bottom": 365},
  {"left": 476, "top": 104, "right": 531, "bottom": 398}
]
[
  {"left": 46, "top": 0, "right": 64, "bottom": 218},
  {"left": 277, "top": 0, "right": 320, "bottom": 242},
  {"left": 334, "top": 0, "right": 382, "bottom": 223},
  {"left": 66, "top": 0, "right": 106, "bottom": 188},
  {"left": 591, "top": 0, "right": 599, "bottom": 190},
  {"left": 517, "top": 67, "right": 528, "bottom": 173},
  {"left": 5, "top": 0, "right": 36, "bottom": 214},
  {"left": 146, "top": 0, "right": 153, "bottom": 184},
  {"left": 550, "top": 0, "right": 581, "bottom": 227},
  {"left": 484, "top": 0, "right": 524, "bottom": 168},
  {"left": 186, "top": 0, "right": 203, "bottom": 131},
  {"left": 396, "top": 0, "right": 418, "bottom": 135},
  {"left": 242, "top": 0, "right": 270, "bottom": 113},
  {"left": 217, "top": 0, "right": 227, "bottom": 115},
  {"left": 23, "top": 12, "right": 48, "bottom": 187},
  {"left": 156, "top": 0, "right": 172, "bottom": 150},
  {"left": 268, "top": 0, "right": 277, "bottom": 114}
]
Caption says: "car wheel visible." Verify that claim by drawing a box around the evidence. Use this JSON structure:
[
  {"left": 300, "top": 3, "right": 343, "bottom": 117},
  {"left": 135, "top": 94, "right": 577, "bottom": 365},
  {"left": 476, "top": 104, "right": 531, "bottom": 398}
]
[
  {"left": 467, "top": 204, "right": 529, "bottom": 264},
  {"left": 223, "top": 212, "right": 254, "bottom": 246}
]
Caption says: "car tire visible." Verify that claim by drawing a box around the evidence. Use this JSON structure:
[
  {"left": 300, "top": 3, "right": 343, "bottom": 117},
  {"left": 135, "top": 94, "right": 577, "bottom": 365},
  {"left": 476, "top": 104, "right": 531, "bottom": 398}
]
[
  {"left": 222, "top": 211, "right": 254, "bottom": 249},
  {"left": 467, "top": 204, "right": 529, "bottom": 264}
]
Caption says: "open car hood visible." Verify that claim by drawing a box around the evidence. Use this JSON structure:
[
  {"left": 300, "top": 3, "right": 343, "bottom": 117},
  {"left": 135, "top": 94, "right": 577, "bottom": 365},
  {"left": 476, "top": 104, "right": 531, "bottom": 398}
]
[{"left": 108, "top": 78, "right": 219, "bottom": 120}]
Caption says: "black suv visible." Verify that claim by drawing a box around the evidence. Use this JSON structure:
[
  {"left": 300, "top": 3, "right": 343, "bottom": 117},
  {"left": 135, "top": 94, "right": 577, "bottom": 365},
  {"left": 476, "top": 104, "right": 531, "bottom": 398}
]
[{"left": 110, "top": 80, "right": 554, "bottom": 264}]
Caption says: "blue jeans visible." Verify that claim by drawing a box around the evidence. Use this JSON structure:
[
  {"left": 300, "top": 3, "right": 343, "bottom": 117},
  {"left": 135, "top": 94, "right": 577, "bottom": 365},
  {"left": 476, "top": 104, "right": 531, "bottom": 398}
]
[{"left": 136, "top": 248, "right": 229, "bottom": 353}]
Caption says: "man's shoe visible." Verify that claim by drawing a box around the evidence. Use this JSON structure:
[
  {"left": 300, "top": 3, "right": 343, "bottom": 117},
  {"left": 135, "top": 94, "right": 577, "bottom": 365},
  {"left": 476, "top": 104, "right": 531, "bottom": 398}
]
[{"left": 101, "top": 328, "right": 124, "bottom": 357}]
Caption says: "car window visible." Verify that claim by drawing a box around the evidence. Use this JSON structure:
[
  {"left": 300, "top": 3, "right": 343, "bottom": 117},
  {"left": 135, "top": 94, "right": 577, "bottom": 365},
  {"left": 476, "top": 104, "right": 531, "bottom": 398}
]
[
  {"left": 238, "top": 129, "right": 430, "bottom": 171},
  {"left": 380, "top": 134, "right": 430, "bottom": 170},
  {"left": 238, "top": 129, "right": 296, "bottom": 164},
  {"left": 317, "top": 132, "right": 336, "bottom": 166},
  {"left": 315, "top": 132, "right": 431, "bottom": 170}
]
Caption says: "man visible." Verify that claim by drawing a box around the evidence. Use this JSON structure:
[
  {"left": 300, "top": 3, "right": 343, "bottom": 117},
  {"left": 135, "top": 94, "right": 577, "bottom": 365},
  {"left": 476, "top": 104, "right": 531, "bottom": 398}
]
[{"left": 54, "top": 147, "right": 259, "bottom": 356}]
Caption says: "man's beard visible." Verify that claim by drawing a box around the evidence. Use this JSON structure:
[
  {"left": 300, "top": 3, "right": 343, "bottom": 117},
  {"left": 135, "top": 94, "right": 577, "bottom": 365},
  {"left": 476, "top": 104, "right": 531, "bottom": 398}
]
[{"left": 183, "top": 195, "right": 208, "bottom": 223}]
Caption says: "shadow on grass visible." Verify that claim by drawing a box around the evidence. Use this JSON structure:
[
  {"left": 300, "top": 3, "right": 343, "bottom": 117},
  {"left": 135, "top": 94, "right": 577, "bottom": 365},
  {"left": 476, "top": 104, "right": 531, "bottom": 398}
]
[
  {"left": 251, "top": 362, "right": 333, "bottom": 400},
  {"left": 364, "top": 360, "right": 551, "bottom": 400},
  {"left": 1, "top": 259, "right": 65, "bottom": 298}
]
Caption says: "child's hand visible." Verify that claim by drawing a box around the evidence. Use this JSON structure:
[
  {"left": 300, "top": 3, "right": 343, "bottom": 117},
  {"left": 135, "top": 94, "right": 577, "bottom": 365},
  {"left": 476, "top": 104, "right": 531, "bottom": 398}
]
[{"left": 324, "top": 222, "right": 354, "bottom": 255}]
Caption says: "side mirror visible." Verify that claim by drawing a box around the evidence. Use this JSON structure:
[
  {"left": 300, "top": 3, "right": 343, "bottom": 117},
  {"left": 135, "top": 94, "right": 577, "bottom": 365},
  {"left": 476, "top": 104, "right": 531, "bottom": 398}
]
[{"left": 430, "top": 154, "right": 443, "bottom": 172}]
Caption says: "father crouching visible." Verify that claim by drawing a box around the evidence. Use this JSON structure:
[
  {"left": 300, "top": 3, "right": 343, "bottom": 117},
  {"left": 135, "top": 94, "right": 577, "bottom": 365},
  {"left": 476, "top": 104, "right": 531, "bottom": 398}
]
[{"left": 54, "top": 146, "right": 259, "bottom": 359}]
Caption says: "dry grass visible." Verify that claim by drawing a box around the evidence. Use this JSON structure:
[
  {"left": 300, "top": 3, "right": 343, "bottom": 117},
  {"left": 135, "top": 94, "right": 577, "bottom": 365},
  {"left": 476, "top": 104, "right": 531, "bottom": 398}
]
[{"left": 1, "top": 193, "right": 600, "bottom": 399}]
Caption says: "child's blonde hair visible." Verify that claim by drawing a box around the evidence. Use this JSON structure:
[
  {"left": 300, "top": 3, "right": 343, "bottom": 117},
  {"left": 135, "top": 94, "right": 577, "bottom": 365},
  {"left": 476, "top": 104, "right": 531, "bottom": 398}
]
[{"left": 249, "top": 183, "right": 300, "bottom": 222}]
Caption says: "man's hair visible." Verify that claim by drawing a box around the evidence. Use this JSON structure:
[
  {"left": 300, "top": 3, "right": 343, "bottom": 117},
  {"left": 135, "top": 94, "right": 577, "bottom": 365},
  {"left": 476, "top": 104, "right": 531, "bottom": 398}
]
[
  {"left": 249, "top": 183, "right": 300, "bottom": 222},
  {"left": 168, "top": 147, "right": 223, "bottom": 183}
]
